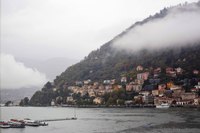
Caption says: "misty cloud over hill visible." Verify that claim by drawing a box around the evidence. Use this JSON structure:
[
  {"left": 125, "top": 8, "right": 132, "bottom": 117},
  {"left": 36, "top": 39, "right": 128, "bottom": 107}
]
[
  {"left": 0, "top": 53, "right": 48, "bottom": 89},
  {"left": 111, "top": 2, "right": 200, "bottom": 52}
]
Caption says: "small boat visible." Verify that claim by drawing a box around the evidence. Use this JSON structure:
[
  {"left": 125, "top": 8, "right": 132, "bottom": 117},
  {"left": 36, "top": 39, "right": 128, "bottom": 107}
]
[
  {"left": 71, "top": 117, "right": 77, "bottom": 120},
  {"left": 156, "top": 103, "right": 170, "bottom": 109},
  {"left": 23, "top": 119, "right": 40, "bottom": 127},
  {"left": 0, "top": 121, "right": 10, "bottom": 128},
  {"left": 71, "top": 108, "right": 77, "bottom": 120},
  {"left": 10, "top": 119, "right": 25, "bottom": 124},
  {"left": 9, "top": 119, "right": 26, "bottom": 128},
  {"left": 8, "top": 121, "right": 25, "bottom": 128},
  {"left": 37, "top": 121, "right": 48, "bottom": 126}
]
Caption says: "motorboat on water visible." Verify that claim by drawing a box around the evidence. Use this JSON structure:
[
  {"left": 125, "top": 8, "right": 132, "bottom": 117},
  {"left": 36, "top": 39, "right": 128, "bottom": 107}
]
[
  {"left": 37, "top": 121, "right": 48, "bottom": 126},
  {"left": 156, "top": 103, "right": 170, "bottom": 109},
  {"left": 8, "top": 120, "right": 25, "bottom": 128},
  {"left": 0, "top": 118, "right": 49, "bottom": 128},
  {"left": 0, "top": 119, "right": 25, "bottom": 128},
  {"left": 71, "top": 117, "right": 77, "bottom": 120},
  {"left": 0, "top": 121, "right": 10, "bottom": 128},
  {"left": 24, "top": 119, "right": 48, "bottom": 126},
  {"left": 10, "top": 119, "right": 25, "bottom": 124},
  {"left": 23, "top": 119, "right": 40, "bottom": 127}
]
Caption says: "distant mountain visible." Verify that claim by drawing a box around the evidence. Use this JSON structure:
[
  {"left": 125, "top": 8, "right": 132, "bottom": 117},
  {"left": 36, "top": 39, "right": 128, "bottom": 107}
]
[
  {"left": 0, "top": 87, "right": 39, "bottom": 103},
  {"left": 16, "top": 57, "right": 78, "bottom": 81}
]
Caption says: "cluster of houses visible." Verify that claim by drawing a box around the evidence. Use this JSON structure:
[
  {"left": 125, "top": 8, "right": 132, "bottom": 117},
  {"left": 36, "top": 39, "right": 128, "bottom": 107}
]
[{"left": 51, "top": 65, "right": 200, "bottom": 107}]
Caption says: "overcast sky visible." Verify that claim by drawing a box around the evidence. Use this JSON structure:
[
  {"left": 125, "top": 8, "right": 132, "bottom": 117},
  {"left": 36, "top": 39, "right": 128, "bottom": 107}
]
[
  {"left": 1, "top": 0, "right": 198, "bottom": 60},
  {"left": 1, "top": 0, "right": 198, "bottom": 89}
]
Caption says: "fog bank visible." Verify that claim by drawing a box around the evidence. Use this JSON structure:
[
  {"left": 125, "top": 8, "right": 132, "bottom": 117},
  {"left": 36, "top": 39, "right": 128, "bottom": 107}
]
[{"left": 112, "top": 2, "right": 200, "bottom": 52}]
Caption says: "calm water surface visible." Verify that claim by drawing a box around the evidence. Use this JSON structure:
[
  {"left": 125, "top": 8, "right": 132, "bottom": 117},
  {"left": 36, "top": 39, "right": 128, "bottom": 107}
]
[{"left": 0, "top": 107, "right": 200, "bottom": 133}]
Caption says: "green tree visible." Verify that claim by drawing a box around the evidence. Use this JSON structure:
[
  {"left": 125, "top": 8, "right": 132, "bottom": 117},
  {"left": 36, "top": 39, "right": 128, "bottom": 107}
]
[
  {"left": 117, "top": 99, "right": 125, "bottom": 105},
  {"left": 5, "top": 101, "right": 12, "bottom": 106},
  {"left": 106, "top": 97, "right": 116, "bottom": 106}
]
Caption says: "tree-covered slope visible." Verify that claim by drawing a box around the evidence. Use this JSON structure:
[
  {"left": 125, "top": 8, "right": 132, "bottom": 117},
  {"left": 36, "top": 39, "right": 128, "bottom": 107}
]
[{"left": 54, "top": 44, "right": 200, "bottom": 85}]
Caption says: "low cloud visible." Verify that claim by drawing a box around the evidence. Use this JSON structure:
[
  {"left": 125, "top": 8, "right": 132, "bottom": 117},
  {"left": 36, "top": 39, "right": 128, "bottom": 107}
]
[
  {"left": 0, "top": 53, "right": 48, "bottom": 89},
  {"left": 111, "top": 2, "right": 200, "bottom": 52}
]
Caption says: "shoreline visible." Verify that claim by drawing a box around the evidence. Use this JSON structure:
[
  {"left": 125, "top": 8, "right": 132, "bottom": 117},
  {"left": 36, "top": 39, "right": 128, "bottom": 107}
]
[
  {"left": 2, "top": 104, "right": 200, "bottom": 108},
  {"left": 60, "top": 104, "right": 200, "bottom": 108}
]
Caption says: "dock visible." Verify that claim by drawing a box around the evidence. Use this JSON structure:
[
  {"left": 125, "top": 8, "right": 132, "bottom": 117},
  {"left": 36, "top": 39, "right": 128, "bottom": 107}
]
[{"left": 37, "top": 117, "right": 77, "bottom": 122}]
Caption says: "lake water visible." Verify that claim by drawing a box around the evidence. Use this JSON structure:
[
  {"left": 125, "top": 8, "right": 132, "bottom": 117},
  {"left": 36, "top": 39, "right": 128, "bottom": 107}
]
[{"left": 0, "top": 107, "right": 200, "bottom": 133}]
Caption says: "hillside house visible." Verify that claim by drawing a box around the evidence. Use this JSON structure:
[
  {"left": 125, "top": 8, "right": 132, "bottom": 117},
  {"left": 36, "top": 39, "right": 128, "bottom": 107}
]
[
  {"left": 154, "top": 67, "right": 161, "bottom": 74},
  {"left": 170, "top": 85, "right": 184, "bottom": 98},
  {"left": 166, "top": 67, "right": 174, "bottom": 74},
  {"left": 158, "top": 84, "right": 167, "bottom": 90},
  {"left": 75, "top": 81, "right": 83, "bottom": 86},
  {"left": 170, "top": 85, "right": 182, "bottom": 91},
  {"left": 195, "top": 82, "right": 200, "bottom": 89},
  {"left": 136, "top": 65, "right": 144, "bottom": 71},
  {"left": 66, "top": 96, "right": 74, "bottom": 103},
  {"left": 81, "top": 90, "right": 88, "bottom": 96},
  {"left": 152, "top": 90, "right": 159, "bottom": 96},
  {"left": 103, "top": 80, "right": 111, "bottom": 85},
  {"left": 53, "top": 88, "right": 57, "bottom": 92},
  {"left": 105, "top": 85, "right": 112, "bottom": 90},
  {"left": 172, "top": 88, "right": 185, "bottom": 98},
  {"left": 51, "top": 100, "right": 55, "bottom": 106},
  {"left": 139, "top": 91, "right": 150, "bottom": 96},
  {"left": 93, "top": 82, "right": 99, "bottom": 86},
  {"left": 84, "top": 79, "right": 92, "bottom": 85},
  {"left": 154, "top": 97, "right": 175, "bottom": 105},
  {"left": 175, "top": 67, "right": 183, "bottom": 74},
  {"left": 98, "top": 85, "right": 105, "bottom": 90},
  {"left": 166, "top": 67, "right": 176, "bottom": 77},
  {"left": 93, "top": 97, "right": 104, "bottom": 105},
  {"left": 153, "top": 73, "right": 160, "bottom": 78},
  {"left": 142, "top": 95, "right": 154, "bottom": 104},
  {"left": 193, "top": 70, "right": 199, "bottom": 75},
  {"left": 110, "top": 79, "right": 116, "bottom": 85},
  {"left": 134, "top": 95, "right": 143, "bottom": 104},
  {"left": 97, "top": 90, "right": 106, "bottom": 96},
  {"left": 164, "top": 90, "right": 173, "bottom": 97},
  {"left": 181, "top": 92, "right": 198, "bottom": 100},
  {"left": 126, "top": 84, "right": 133, "bottom": 92},
  {"left": 113, "top": 85, "right": 122, "bottom": 91},
  {"left": 132, "top": 85, "right": 142, "bottom": 92},
  {"left": 121, "top": 77, "right": 127, "bottom": 83},
  {"left": 167, "top": 82, "right": 174, "bottom": 88},
  {"left": 135, "top": 79, "right": 144, "bottom": 85},
  {"left": 140, "top": 85, "right": 156, "bottom": 96},
  {"left": 194, "top": 98, "right": 200, "bottom": 105},
  {"left": 88, "top": 90, "right": 96, "bottom": 97},
  {"left": 125, "top": 100, "right": 134, "bottom": 105},
  {"left": 137, "top": 72, "right": 149, "bottom": 80},
  {"left": 191, "top": 88, "right": 199, "bottom": 92},
  {"left": 169, "top": 71, "right": 176, "bottom": 77}
]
